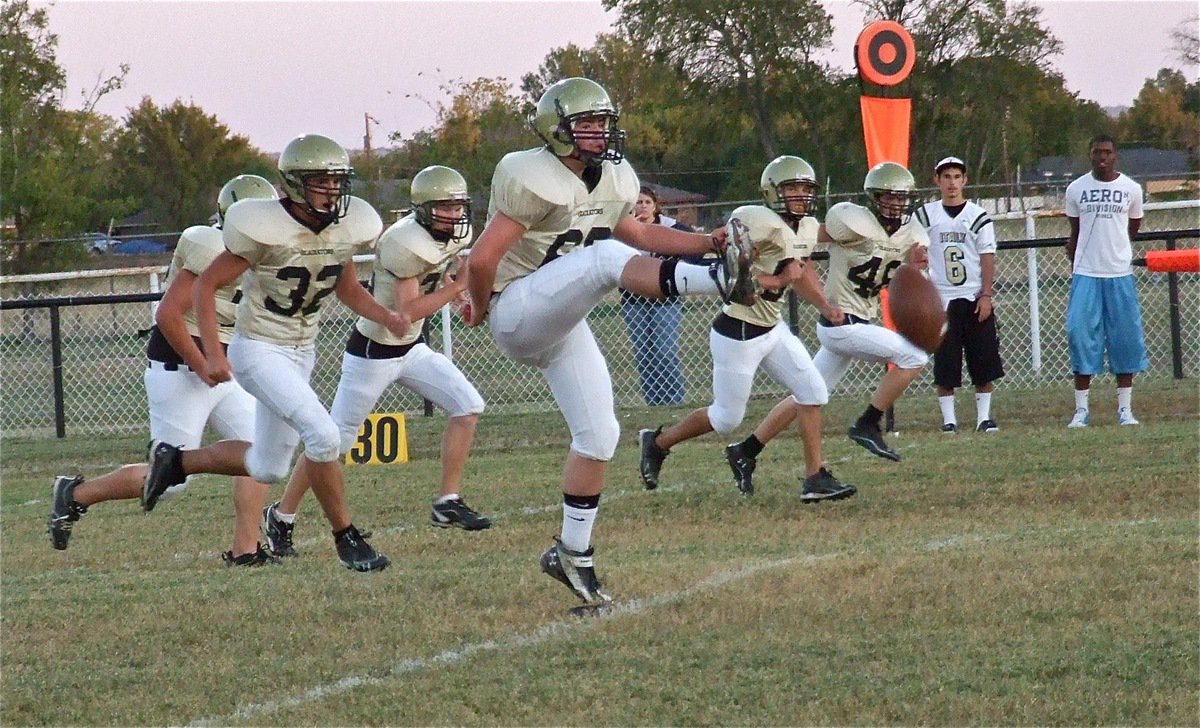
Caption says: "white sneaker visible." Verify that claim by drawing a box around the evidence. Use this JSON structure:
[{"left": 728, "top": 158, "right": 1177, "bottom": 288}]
[
  {"left": 1067, "top": 408, "right": 1089, "bottom": 428},
  {"left": 1117, "top": 407, "right": 1140, "bottom": 426}
]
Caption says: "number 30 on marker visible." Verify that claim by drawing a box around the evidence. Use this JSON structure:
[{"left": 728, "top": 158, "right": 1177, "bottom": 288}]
[{"left": 345, "top": 413, "right": 408, "bottom": 465}]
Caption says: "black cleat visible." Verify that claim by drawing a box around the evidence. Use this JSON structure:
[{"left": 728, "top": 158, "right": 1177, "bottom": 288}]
[
  {"left": 717, "top": 216, "right": 758, "bottom": 305},
  {"left": 335, "top": 525, "right": 390, "bottom": 572},
  {"left": 941, "top": 423, "right": 958, "bottom": 434},
  {"left": 724, "top": 442, "right": 756, "bottom": 496},
  {"left": 431, "top": 497, "right": 492, "bottom": 531},
  {"left": 539, "top": 537, "right": 612, "bottom": 606},
  {"left": 976, "top": 419, "right": 999, "bottom": 433},
  {"left": 142, "top": 440, "right": 185, "bottom": 512},
  {"left": 847, "top": 421, "right": 901, "bottom": 462},
  {"left": 261, "top": 501, "right": 298, "bottom": 557},
  {"left": 638, "top": 427, "right": 668, "bottom": 490},
  {"left": 47, "top": 476, "right": 87, "bottom": 550},
  {"left": 800, "top": 467, "right": 857, "bottom": 503},
  {"left": 222, "top": 543, "right": 281, "bottom": 567}
]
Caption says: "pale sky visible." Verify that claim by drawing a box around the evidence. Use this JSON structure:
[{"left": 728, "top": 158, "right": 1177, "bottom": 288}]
[{"left": 42, "top": 0, "right": 1199, "bottom": 154}]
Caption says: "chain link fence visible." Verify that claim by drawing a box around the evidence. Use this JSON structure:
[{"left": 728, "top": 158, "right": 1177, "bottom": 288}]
[{"left": 2, "top": 202, "right": 1197, "bottom": 438}]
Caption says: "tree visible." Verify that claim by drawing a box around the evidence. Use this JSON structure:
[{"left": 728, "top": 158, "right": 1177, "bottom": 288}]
[
  {"left": 604, "top": 0, "right": 834, "bottom": 159},
  {"left": 0, "top": 0, "right": 134, "bottom": 273},
  {"left": 111, "top": 98, "right": 273, "bottom": 231},
  {"left": 385, "top": 77, "right": 527, "bottom": 216},
  {"left": 1117, "top": 69, "right": 1200, "bottom": 151}
]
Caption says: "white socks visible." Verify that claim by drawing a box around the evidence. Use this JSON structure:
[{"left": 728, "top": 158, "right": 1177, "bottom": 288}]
[
  {"left": 1117, "top": 387, "right": 1132, "bottom": 412},
  {"left": 938, "top": 395, "right": 956, "bottom": 426},
  {"left": 1074, "top": 389, "right": 1090, "bottom": 412},
  {"left": 975, "top": 392, "right": 993, "bottom": 424},
  {"left": 561, "top": 503, "right": 597, "bottom": 552},
  {"left": 674, "top": 262, "right": 721, "bottom": 296}
]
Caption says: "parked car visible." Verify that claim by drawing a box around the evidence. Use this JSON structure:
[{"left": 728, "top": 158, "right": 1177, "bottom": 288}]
[
  {"left": 111, "top": 238, "right": 169, "bottom": 255},
  {"left": 84, "top": 232, "right": 120, "bottom": 254}
]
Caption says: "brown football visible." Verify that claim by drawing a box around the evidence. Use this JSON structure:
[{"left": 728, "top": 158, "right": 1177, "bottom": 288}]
[{"left": 886, "top": 264, "right": 947, "bottom": 354}]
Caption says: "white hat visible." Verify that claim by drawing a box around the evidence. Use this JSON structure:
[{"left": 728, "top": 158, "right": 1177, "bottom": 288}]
[{"left": 935, "top": 156, "right": 966, "bottom": 174}]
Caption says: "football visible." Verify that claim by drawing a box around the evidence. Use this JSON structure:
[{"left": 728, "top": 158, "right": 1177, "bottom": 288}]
[{"left": 886, "top": 264, "right": 946, "bottom": 354}]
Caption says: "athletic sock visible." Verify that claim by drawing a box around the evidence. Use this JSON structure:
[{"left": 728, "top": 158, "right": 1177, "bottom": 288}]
[
  {"left": 561, "top": 493, "right": 600, "bottom": 552},
  {"left": 1074, "top": 389, "right": 1089, "bottom": 411},
  {"left": 857, "top": 404, "right": 884, "bottom": 429},
  {"left": 739, "top": 434, "right": 764, "bottom": 459},
  {"left": 1117, "top": 387, "right": 1132, "bottom": 411},
  {"left": 975, "top": 392, "right": 992, "bottom": 424},
  {"left": 938, "top": 395, "right": 957, "bottom": 426}
]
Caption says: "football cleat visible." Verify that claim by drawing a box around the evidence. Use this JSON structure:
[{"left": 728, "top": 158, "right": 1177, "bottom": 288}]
[
  {"left": 1117, "top": 408, "right": 1139, "bottom": 426},
  {"left": 976, "top": 419, "right": 999, "bottom": 433},
  {"left": 222, "top": 544, "right": 281, "bottom": 567},
  {"left": 724, "top": 442, "right": 756, "bottom": 496},
  {"left": 847, "top": 421, "right": 901, "bottom": 462},
  {"left": 430, "top": 497, "right": 492, "bottom": 530},
  {"left": 941, "top": 423, "right": 958, "bottom": 434},
  {"left": 142, "top": 440, "right": 185, "bottom": 512},
  {"left": 261, "top": 501, "right": 298, "bottom": 557},
  {"left": 719, "top": 216, "right": 758, "bottom": 306},
  {"left": 335, "top": 525, "right": 390, "bottom": 572},
  {"left": 1067, "top": 408, "right": 1089, "bottom": 429},
  {"left": 47, "top": 476, "right": 87, "bottom": 550},
  {"left": 800, "top": 468, "right": 857, "bottom": 503},
  {"left": 638, "top": 427, "right": 668, "bottom": 490},
  {"left": 539, "top": 537, "right": 612, "bottom": 606}
]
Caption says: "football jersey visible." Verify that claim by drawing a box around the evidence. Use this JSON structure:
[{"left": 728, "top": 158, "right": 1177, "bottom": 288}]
[
  {"left": 823, "top": 202, "right": 930, "bottom": 321},
  {"left": 489, "top": 146, "right": 639, "bottom": 293},
  {"left": 165, "top": 224, "right": 241, "bottom": 343},
  {"left": 1065, "top": 172, "right": 1144, "bottom": 277},
  {"left": 916, "top": 201, "right": 996, "bottom": 305},
  {"left": 357, "top": 214, "right": 472, "bottom": 346},
  {"left": 723, "top": 205, "right": 817, "bottom": 328},
  {"left": 223, "top": 197, "right": 382, "bottom": 346}
]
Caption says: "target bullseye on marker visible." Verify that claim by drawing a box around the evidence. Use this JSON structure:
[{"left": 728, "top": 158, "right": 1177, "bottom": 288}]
[{"left": 856, "top": 21, "right": 915, "bottom": 86}]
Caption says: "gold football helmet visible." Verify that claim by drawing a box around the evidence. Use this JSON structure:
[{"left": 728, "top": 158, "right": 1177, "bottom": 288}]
[
  {"left": 529, "top": 77, "right": 625, "bottom": 166},
  {"left": 278, "top": 134, "right": 354, "bottom": 222},
  {"left": 411, "top": 165, "right": 471, "bottom": 241},
  {"left": 760, "top": 155, "right": 819, "bottom": 220},
  {"left": 216, "top": 174, "right": 276, "bottom": 224},
  {"left": 863, "top": 161, "right": 919, "bottom": 224}
]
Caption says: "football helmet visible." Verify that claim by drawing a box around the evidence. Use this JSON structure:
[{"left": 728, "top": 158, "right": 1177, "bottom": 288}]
[
  {"left": 529, "top": 77, "right": 625, "bottom": 166},
  {"left": 411, "top": 165, "right": 471, "bottom": 241},
  {"left": 760, "top": 155, "right": 819, "bottom": 220},
  {"left": 216, "top": 174, "right": 276, "bottom": 224},
  {"left": 278, "top": 134, "right": 354, "bottom": 223},
  {"left": 863, "top": 161, "right": 919, "bottom": 224}
]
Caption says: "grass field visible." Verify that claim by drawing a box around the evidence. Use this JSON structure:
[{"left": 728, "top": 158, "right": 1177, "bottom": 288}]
[{"left": 2, "top": 380, "right": 1197, "bottom": 726}]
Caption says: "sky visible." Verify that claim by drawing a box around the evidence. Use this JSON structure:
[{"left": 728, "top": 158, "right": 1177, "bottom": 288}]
[{"left": 41, "top": 0, "right": 1199, "bottom": 154}]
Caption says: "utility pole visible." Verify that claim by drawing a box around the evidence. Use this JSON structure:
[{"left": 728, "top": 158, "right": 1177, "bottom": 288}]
[{"left": 364, "top": 113, "right": 380, "bottom": 181}]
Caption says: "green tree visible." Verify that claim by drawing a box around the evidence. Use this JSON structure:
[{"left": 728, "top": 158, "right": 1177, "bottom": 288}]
[
  {"left": 385, "top": 77, "right": 527, "bottom": 217},
  {"left": 604, "top": 0, "right": 834, "bottom": 160},
  {"left": 111, "top": 98, "right": 273, "bottom": 231},
  {"left": 1117, "top": 69, "right": 1200, "bottom": 150},
  {"left": 0, "top": 0, "right": 134, "bottom": 272}
]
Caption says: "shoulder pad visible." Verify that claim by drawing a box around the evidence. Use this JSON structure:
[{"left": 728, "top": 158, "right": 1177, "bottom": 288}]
[
  {"left": 495, "top": 148, "right": 574, "bottom": 208},
  {"left": 329, "top": 197, "right": 383, "bottom": 244},
  {"left": 827, "top": 202, "right": 883, "bottom": 240},
  {"left": 222, "top": 199, "right": 291, "bottom": 248},
  {"left": 380, "top": 216, "right": 444, "bottom": 266}
]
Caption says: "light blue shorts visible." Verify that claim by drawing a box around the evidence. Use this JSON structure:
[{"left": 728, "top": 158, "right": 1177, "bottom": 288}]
[{"left": 1066, "top": 274, "right": 1148, "bottom": 376}]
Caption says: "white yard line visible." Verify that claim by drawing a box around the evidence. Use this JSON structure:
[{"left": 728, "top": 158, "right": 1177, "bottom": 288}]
[{"left": 188, "top": 517, "right": 1163, "bottom": 726}]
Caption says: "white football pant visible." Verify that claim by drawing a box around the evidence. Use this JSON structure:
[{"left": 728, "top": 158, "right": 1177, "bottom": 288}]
[{"left": 813, "top": 321, "right": 929, "bottom": 390}]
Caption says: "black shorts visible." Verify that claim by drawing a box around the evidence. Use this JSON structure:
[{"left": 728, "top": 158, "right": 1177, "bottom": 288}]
[{"left": 933, "top": 297, "right": 1005, "bottom": 389}]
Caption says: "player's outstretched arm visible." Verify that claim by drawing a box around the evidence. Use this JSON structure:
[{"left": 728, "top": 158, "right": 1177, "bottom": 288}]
[
  {"left": 612, "top": 216, "right": 719, "bottom": 257},
  {"left": 194, "top": 251, "right": 249, "bottom": 385},
  {"left": 465, "top": 212, "right": 525, "bottom": 327}
]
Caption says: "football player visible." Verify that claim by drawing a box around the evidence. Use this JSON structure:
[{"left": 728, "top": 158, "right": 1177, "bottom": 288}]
[
  {"left": 47, "top": 174, "right": 278, "bottom": 566},
  {"left": 261, "top": 165, "right": 491, "bottom": 555},
  {"left": 464, "top": 77, "right": 741, "bottom": 609},
  {"left": 737, "top": 161, "right": 931, "bottom": 466},
  {"left": 638, "top": 156, "right": 857, "bottom": 503},
  {"left": 141, "top": 134, "right": 409, "bottom": 572}
]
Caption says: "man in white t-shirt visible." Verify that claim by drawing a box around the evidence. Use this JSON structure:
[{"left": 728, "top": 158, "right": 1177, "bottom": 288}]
[
  {"left": 916, "top": 157, "right": 1005, "bottom": 434},
  {"left": 1064, "top": 134, "right": 1147, "bottom": 428}
]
